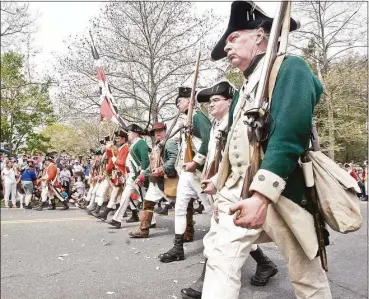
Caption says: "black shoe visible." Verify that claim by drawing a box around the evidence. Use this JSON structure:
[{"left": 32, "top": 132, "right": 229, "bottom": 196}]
[
  {"left": 250, "top": 247, "right": 278, "bottom": 286},
  {"left": 47, "top": 199, "right": 56, "bottom": 210},
  {"left": 108, "top": 219, "right": 121, "bottom": 229},
  {"left": 92, "top": 206, "right": 101, "bottom": 217},
  {"left": 24, "top": 203, "right": 33, "bottom": 209},
  {"left": 87, "top": 205, "right": 98, "bottom": 215},
  {"left": 47, "top": 204, "right": 56, "bottom": 210},
  {"left": 123, "top": 211, "right": 128, "bottom": 217},
  {"left": 159, "top": 234, "right": 185, "bottom": 263},
  {"left": 194, "top": 203, "right": 204, "bottom": 214},
  {"left": 33, "top": 201, "right": 48, "bottom": 211},
  {"left": 126, "top": 210, "right": 139, "bottom": 223},
  {"left": 181, "top": 288, "right": 201, "bottom": 299},
  {"left": 97, "top": 207, "right": 113, "bottom": 221},
  {"left": 149, "top": 223, "right": 156, "bottom": 229},
  {"left": 60, "top": 201, "right": 70, "bottom": 210},
  {"left": 157, "top": 204, "right": 169, "bottom": 215}
]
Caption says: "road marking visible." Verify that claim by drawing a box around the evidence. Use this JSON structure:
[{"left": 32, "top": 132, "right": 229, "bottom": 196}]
[{"left": 1, "top": 217, "right": 94, "bottom": 224}]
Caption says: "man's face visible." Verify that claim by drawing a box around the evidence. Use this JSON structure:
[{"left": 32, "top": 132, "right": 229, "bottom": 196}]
[
  {"left": 128, "top": 131, "right": 137, "bottom": 143},
  {"left": 154, "top": 129, "right": 166, "bottom": 142},
  {"left": 177, "top": 97, "right": 190, "bottom": 113},
  {"left": 209, "top": 95, "right": 230, "bottom": 120},
  {"left": 224, "top": 29, "right": 259, "bottom": 72},
  {"left": 116, "top": 136, "right": 126, "bottom": 146}
]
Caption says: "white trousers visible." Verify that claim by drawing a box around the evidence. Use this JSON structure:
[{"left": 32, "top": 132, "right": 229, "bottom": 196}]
[
  {"left": 95, "top": 178, "right": 110, "bottom": 206},
  {"left": 4, "top": 182, "right": 17, "bottom": 206},
  {"left": 202, "top": 186, "right": 331, "bottom": 299},
  {"left": 174, "top": 171, "right": 211, "bottom": 234},
  {"left": 112, "top": 177, "right": 144, "bottom": 222},
  {"left": 87, "top": 182, "right": 101, "bottom": 209},
  {"left": 145, "top": 182, "right": 174, "bottom": 204},
  {"left": 107, "top": 186, "right": 122, "bottom": 209},
  {"left": 41, "top": 182, "right": 54, "bottom": 203}
]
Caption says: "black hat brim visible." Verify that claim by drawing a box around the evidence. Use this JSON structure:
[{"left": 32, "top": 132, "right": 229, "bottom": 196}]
[
  {"left": 197, "top": 81, "right": 237, "bottom": 103},
  {"left": 211, "top": 3, "right": 299, "bottom": 61}
]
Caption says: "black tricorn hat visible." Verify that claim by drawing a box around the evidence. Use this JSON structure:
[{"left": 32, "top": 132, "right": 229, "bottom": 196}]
[
  {"left": 175, "top": 87, "right": 194, "bottom": 105},
  {"left": 126, "top": 124, "right": 146, "bottom": 135},
  {"left": 114, "top": 130, "right": 128, "bottom": 139},
  {"left": 196, "top": 81, "right": 237, "bottom": 103},
  {"left": 211, "top": 1, "right": 300, "bottom": 61},
  {"left": 149, "top": 122, "right": 167, "bottom": 136},
  {"left": 104, "top": 136, "right": 110, "bottom": 142}
]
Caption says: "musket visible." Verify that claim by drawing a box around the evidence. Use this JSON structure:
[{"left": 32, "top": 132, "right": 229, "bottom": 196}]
[
  {"left": 241, "top": 1, "right": 294, "bottom": 199},
  {"left": 201, "top": 129, "right": 227, "bottom": 189},
  {"left": 301, "top": 120, "right": 328, "bottom": 271},
  {"left": 183, "top": 50, "right": 201, "bottom": 165}
]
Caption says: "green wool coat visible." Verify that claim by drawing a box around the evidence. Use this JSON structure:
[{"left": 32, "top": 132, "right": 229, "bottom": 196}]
[
  {"left": 129, "top": 139, "right": 150, "bottom": 180},
  {"left": 192, "top": 110, "right": 212, "bottom": 171},
  {"left": 229, "top": 56, "right": 323, "bottom": 207}
]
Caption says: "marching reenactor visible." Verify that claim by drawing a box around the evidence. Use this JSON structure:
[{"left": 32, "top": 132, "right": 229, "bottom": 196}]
[
  {"left": 200, "top": 2, "right": 331, "bottom": 299},
  {"left": 96, "top": 130, "right": 129, "bottom": 220},
  {"left": 129, "top": 122, "right": 178, "bottom": 238},
  {"left": 86, "top": 139, "right": 109, "bottom": 213},
  {"left": 181, "top": 81, "right": 278, "bottom": 299},
  {"left": 34, "top": 155, "right": 69, "bottom": 211},
  {"left": 108, "top": 124, "right": 150, "bottom": 229},
  {"left": 158, "top": 87, "right": 212, "bottom": 263},
  {"left": 80, "top": 149, "right": 102, "bottom": 209}
]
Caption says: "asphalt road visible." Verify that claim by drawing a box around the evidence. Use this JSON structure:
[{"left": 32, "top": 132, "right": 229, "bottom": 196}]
[{"left": 1, "top": 203, "right": 368, "bottom": 299}]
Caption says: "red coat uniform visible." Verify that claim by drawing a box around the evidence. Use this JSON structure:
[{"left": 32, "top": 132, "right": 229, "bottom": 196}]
[
  {"left": 106, "top": 143, "right": 129, "bottom": 185},
  {"left": 43, "top": 163, "right": 57, "bottom": 183},
  {"left": 106, "top": 143, "right": 129, "bottom": 175}
]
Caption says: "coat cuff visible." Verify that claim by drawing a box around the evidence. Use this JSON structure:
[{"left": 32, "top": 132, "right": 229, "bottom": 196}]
[
  {"left": 249, "top": 169, "right": 286, "bottom": 204},
  {"left": 193, "top": 153, "right": 206, "bottom": 166}
]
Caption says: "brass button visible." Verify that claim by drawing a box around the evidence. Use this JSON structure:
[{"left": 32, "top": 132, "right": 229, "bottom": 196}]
[
  {"left": 273, "top": 181, "right": 279, "bottom": 187},
  {"left": 234, "top": 146, "right": 237, "bottom": 149},
  {"left": 258, "top": 175, "right": 265, "bottom": 181},
  {"left": 237, "top": 163, "right": 241, "bottom": 167},
  {"left": 235, "top": 154, "right": 239, "bottom": 158}
]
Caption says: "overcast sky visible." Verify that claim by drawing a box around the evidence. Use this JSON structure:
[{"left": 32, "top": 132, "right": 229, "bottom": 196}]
[{"left": 28, "top": 1, "right": 280, "bottom": 74}]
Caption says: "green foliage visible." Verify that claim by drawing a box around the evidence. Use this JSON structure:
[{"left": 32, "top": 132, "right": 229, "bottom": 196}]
[
  {"left": 41, "top": 123, "right": 91, "bottom": 156},
  {"left": 315, "top": 55, "right": 368, "bottom": 162},
  {"left": 0, "top": 51, "right": 55, "bottom": 154}
]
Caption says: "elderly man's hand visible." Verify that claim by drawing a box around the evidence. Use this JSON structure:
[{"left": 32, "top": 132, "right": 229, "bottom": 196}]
[
  {"left": 183, "top": 161, "right": 198, "bottom": 172},
  {"left": 228, "top": 192, "right": 270, "bottom": 229},
  {"left": 201, "top": 179, "right": 217, "bottom": 195}
]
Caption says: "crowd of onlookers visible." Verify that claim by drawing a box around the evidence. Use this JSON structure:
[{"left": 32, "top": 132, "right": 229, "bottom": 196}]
[
  {"left": 0, "top": 152, "right": 92, "bottom": 208},
  {"left": 341, "top": 161, "right": 368, "bottom": 201},
  {"left": 0, "top": 152, "right": 368, "bottom": 207}
]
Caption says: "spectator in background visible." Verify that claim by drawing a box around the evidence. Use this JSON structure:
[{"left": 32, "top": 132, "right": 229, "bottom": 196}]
[
  {"left": 21, "top": 159, "right": 37, "bottom": 209},
  {"left": 70, "top": 176, "right": 85, "bottom": 205},
  {"left": 2, "top": 160, "right": 17, "bottom": 208},
  {"left": 345, "top": 163, "right": 367, "bottom": 201},
  {"left": 84, "top": 158, "right": 92, "bottom": 184},
  {"left": 363, "top": 161, "right": 368, "bottom": 201},
  {"left": 56, "top": 158, "right": 63, "bottom": 171},
  {"left": 72, "top": 160, "right": 84, "bottom": 181},
  {"left": 60, "top": 164, "right": 72, "bottom": 198}
]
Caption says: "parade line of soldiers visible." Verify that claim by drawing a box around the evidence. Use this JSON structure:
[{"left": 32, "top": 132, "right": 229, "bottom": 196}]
[{"left": 29, "top": 2, "right": 334, "bottom": 298}]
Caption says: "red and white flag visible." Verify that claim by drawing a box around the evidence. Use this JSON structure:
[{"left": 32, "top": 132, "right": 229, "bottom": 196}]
[{"left": 90, "top": 32, "right": 128, "bottom": 130}]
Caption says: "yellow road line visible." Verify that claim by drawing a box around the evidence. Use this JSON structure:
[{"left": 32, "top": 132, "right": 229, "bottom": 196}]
[{"left": 1, "top": 217, "right": 93, "bottom": 224}]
